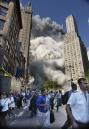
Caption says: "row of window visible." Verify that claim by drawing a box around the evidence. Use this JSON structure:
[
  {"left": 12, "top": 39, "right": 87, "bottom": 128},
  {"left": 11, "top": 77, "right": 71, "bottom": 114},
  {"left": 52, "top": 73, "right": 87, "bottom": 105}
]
[
  {"left": 0, "top": 6, "right": 8, "bottom": 16},
  {"left": 0, "top": 3, "right": 8, "bottom": 30},
  {"left": 1, "top": 0, "right": 9, "bottom": 3}
]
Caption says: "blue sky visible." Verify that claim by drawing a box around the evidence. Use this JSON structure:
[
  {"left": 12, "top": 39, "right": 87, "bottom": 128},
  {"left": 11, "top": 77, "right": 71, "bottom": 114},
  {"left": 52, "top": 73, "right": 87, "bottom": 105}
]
[{"left": 20, "top": 0, "right": 89, "bottom": 48}]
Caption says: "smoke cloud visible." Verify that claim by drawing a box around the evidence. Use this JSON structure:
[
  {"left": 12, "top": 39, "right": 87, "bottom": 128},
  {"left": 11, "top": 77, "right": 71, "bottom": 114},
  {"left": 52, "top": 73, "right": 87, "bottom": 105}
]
[
  {"left": 30, "top": 15, "right": 66, "bottom": 88},
  {"left": 31, "top": 15, "right": 64, "bottom": 41}
]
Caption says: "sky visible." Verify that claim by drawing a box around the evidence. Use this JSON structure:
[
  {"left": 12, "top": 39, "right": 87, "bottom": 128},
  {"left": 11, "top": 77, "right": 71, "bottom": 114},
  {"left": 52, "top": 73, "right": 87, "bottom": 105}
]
[{"left": 20, "top": 0, "right": 89, "bottom": 49}]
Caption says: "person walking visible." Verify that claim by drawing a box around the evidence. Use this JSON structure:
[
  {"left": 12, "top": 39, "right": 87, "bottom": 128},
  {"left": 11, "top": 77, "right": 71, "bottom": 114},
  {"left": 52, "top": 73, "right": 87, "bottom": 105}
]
[
  {"left": 55, "top": 90, "right": 62, "bottom": 112},
  {"left": 0, "top": 92, "right": 10, "bottom": 127},
  {"left": 36, "top": 88, "right": 50, "bottom": 129},
  {"left": 61, "top": 77, "right": 89, "bottom": 129},
  {"left": 62, "top": 82, "right": 77, "bottom": 105},
  {"left": 29, "top": 90, "right": 37, "bottom": 117},
  {"left": 25, "top": 90, "right": 31, "bottom": 105},
  {"left": 49, "top": 91, "right": 55, "bottom": 110},
  {"left": 8, "top": 93, "right": 15, "bottom": 118}
]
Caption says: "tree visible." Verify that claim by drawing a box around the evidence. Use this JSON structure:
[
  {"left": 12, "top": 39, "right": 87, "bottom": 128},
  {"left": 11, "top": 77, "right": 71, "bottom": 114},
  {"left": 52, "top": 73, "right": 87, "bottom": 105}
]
[
  {"left": 85, "top": 69, "right": 89, "bottom": 82},
  {"left": 43, "top": 80, "right": 62, "bottom": 90}
]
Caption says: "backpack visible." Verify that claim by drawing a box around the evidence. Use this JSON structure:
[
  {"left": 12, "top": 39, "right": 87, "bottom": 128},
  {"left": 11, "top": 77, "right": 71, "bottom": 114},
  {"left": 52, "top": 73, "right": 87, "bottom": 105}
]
[{"left": 62, "top": 91, "right": 69, "bottom": 105}]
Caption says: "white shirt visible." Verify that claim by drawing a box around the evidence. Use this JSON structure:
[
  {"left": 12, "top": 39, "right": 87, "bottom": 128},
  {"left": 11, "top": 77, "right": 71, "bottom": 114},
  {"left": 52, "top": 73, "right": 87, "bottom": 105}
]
[
  {"left": 8, "top": 96, "right": 15, "bottom": 108},
  {"left": 0, "top": 98, "right": 10, "bottom": 112},
  {"left": 47, "top": 94, "right": 51, "bottom": 100},
  {"left": 55, "top": 93, "right": 61, "bottom": 99},
  {"left": 67, "top": 90, "right": 89, "bottom": 123},
  {"left": 21, "top": 92, "right": 25, "bottom": 97}
]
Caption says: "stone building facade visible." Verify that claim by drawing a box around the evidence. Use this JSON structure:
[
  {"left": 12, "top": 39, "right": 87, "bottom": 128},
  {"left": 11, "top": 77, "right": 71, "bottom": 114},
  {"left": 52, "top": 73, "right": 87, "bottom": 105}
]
[
  {"left": 19, "top": 3, "right": 32, "bottom": 83},
  {"left": 64, "top": 15, "right": 88, "bottom": 81},
  {"left": 0, "top": 0, "right": 22, "bottom": 75},
  {"left": 0, "top": 0, "right": 23, "bottom": 91}
]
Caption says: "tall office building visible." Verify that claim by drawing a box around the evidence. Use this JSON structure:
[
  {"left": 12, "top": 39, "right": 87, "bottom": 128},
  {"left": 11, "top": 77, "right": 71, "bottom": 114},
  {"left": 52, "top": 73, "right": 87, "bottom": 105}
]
[
  {"left": 0, "top": 0, "right": 22, "bottom": 75},
  {"left": 19, "top": 3, "right": 32, "bottom": 83},
  {"left": 64, "top": 15, "right": 88, "bottom": 81},
  {"left": 0, "top": 0, "right": 24, "bottom": 92}
]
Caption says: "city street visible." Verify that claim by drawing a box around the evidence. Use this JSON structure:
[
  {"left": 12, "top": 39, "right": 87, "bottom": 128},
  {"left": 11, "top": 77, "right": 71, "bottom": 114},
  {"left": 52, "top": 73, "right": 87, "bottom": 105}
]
[
  {"left": 0, "top": 1, "right": 89, "bottom": 129},
  {"left": 7, "top": 104, "right": 67, "bottom": 129}
]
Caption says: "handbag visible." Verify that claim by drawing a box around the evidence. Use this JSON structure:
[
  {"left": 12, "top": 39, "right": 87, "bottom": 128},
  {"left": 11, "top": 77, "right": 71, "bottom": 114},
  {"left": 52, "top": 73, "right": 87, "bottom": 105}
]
[{"left": 50, "top": 110, "right": 55, "bottom": 123}]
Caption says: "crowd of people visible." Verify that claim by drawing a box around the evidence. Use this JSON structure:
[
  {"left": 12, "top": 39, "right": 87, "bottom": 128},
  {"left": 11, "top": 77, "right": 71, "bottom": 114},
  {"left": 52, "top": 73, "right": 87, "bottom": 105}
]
[
  {"left": 0, "top": 77, "right": 89, "bottom": 129},
  {"left": 0, "top": 87, "right": 62, "bottom": 128},
  {"left": 0, "top": 89, "right": 30, "bottom": 127}
]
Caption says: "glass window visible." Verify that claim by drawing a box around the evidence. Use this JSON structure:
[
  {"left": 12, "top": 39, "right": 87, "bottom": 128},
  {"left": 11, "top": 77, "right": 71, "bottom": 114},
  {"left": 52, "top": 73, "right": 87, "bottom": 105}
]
[
  {"left": 0, "top": 19, "right": 5, "bottom": 30},
  {"left": 1, "top": 0, "right": 9, "bottom": 4},
  {"left": 0, "top": 6, "right": 8, "bottom": 16}
]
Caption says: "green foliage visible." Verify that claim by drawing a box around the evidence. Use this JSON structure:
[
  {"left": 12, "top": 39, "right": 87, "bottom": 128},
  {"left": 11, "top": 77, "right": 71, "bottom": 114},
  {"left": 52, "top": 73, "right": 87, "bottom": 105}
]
[
  {"left": 85, "top": 69, "right": 89, "bottom": 82},
  {"left": 43, "top": 80, "right": 61, "bottom": 90}
]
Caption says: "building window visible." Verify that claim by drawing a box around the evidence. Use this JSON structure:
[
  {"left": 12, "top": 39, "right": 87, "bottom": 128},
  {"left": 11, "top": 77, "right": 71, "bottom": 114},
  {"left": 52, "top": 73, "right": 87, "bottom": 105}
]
[
  {"left": 0, "top": 19, "right": 5, "bottom": 30},
  {"left": 0, "top": 6, "right": 8, "bottom": 16},
  {"left": 1, "top": 0, "right": 9, "bottom": 4}
]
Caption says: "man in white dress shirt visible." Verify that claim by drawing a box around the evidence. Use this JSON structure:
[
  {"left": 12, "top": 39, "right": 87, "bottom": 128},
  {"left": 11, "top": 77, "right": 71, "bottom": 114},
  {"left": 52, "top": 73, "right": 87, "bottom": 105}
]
[
  {"left": 62, "top": 77, "right": 89, "bottom": 129},
  {"left": 0, "top": 92, "right": 10, "bottom": 127}
]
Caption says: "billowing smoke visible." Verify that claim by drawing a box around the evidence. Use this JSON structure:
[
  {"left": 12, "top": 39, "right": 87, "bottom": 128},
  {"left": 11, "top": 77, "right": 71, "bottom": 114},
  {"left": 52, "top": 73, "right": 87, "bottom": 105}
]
[
  {"left": 30, "top": 15, "right": 66, "bottom": 89},
  {"left": 31, "top": 15, "right": 64, "bottom": 41}
]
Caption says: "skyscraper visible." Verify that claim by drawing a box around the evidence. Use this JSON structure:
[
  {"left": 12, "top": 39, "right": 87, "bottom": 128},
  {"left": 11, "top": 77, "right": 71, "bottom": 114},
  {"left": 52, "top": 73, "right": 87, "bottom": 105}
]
[
  {"left": 64, "top": 15, "right": 88, "bottom": 81},
  {"left": 19, "top": 3, "right": 32, "bottom": 83},
  {"left": 0, "top": 0, "right": 23, "bottom": 92},
  {"left": 0, "top": 0, "right": 22, "bottom": 75}
]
